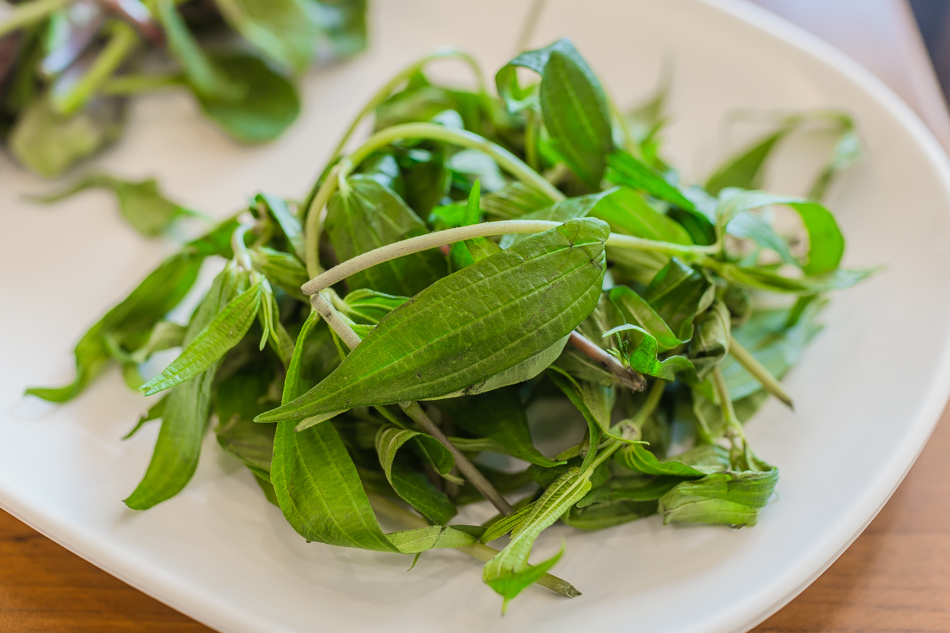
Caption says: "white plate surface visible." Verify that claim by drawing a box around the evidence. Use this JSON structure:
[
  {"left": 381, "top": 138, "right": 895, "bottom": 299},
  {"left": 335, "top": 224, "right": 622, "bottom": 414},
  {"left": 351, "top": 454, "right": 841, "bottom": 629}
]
[{"left": 2, "top": 1, "right": 949, "bottom": 632}]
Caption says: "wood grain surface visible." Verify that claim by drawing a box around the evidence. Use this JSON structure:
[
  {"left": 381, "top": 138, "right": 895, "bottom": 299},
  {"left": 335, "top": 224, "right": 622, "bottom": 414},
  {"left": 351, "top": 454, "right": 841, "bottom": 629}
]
[{"left": 2, "top": 1, "right": 950, "bottom": 632}]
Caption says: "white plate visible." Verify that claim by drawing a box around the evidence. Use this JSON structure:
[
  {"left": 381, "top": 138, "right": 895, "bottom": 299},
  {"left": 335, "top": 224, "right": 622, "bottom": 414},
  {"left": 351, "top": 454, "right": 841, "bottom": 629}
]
[{"left": 2, "top": 1, "right": 949, "bottom": 632}]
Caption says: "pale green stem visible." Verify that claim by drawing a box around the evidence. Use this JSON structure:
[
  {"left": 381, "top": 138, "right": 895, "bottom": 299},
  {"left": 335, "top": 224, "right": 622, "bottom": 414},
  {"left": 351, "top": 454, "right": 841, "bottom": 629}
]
[
  {"left": 711, "top": 367, "right": 748, "bottom": 444},
  {"left": 0, "top": 0, "right": 71, "bottom": 38},
  {"left": 308, "top": 293, "right": 514, "bottom": 516},
  {"left": 52, "top": 21, "right": 141, "bottom": 116},
  {"left": 368, "top": 493, "right": 580, "bottom": 598},
  {"left": 344, "top": 123, "right": 564, "bottom": 201},
  {"left": 728, "top": 337, "right": 794, "bottom": 409},
  {"left": 301, "top": 219, "right": 715, "bottom": 296},
  {"left": 514, "top": 0, "right": 548, "bottom": 53},
  {"left": 327, "top": 47, "right": 491, "bottom": 161},
  {"left": 101, "top": 72, "right": 184, "bottom": 96},
  {"left": 303, "top": 123, "right": 563, "bottom": 278},
  {"left": 230, "top": 223, "right": 254, "bottom": 271}
]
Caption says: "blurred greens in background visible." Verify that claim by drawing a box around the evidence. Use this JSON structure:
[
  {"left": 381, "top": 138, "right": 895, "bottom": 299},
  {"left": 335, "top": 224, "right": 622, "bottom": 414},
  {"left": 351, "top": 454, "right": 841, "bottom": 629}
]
[{"left": 0, "top": 0, "right": 367, "bottom": 178}]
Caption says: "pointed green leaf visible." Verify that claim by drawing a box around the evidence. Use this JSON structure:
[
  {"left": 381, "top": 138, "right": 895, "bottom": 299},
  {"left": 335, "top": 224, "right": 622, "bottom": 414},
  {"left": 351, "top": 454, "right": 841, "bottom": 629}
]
[
  {"left": 608, "top": 285, "right": 683, "bottom": 352},
  {"left": 659, "top": 465, "right": 779, "bottom": 527},
  {"left": 615, "top": 443, "right": 729, "bottom": 477},
  {"left": 141, "top": 279, "right": 264, "bottom": 396},
  {"left": 375, "top": 425, "right": 456, "bottom": 524},
  {"left": 258, "top": 218, "right": 609, "bottom": 423}
]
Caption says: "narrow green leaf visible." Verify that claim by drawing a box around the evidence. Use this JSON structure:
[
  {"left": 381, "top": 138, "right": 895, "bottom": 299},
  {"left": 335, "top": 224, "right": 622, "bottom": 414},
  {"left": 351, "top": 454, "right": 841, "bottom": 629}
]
[
  {"left": 125, "top": 266, "right": 246, "bottom": 509},
  {"left": 705, "top": 130, "right": 787, "bottom": 196},
  {"left": 615, "top": 443, "right": 729, "bottom": 477},
  {"left": 483, "top": 466, "right": 592, "bottom": 605},
  {"left": 141, "top": 280, "right": 264, "bottom": 396},
  {"left": 375, "top": 425, "right": 456, "bottom": 524},
  {"left": 258, "top": 218, "right": 609, "bottom": 423}
]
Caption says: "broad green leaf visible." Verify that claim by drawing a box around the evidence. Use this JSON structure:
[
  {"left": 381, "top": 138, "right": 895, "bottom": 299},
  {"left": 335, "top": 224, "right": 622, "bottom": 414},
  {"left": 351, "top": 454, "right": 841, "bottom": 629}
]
[
  {"left": 498, "top": 39, "right": 613, "bottom": 187},
  {"left": 325, "top": 175, "right": 446, "bottom": 296},
  {"left": 375, "top": 425, "right": 456, "bottom": 524},
  {"left": 141, "top": 279, "right": 264, "bottom": 396},
  {"left": 26, "top": 252, "right": 204, "bottom": 403},
  {"left": 591, "top": 186, "right": 692, "bottom": 245},
  {"left": 483, "top": 466, "right": 592, "bottom": 607},
  {"left": 643, "top": 258, "right": 715, "bottom": 342},
  {"left": 196, "top": 54, "right": 300, "bottom": 144},
  {"left": 436, "top": 389, "right": 561, "bottom": 467},
  {"left": 499, "top": 190, "right": 608, "bottom": 248},
  {"left": 213, "top": 0, "right": 317, "bottom": 73},
  {"left": 258, "top": 218, "right": 609, "bottom": 423},
  {"left": 8, "top": 95, "right": 124, "bottom": 178},
  {"left": 659, "top": 465, "right": 779, "bottom": 527},
  {"left": 309, "top": 0, "right": 369, "bottom": 60},
  {"left": 30, "top": 173, "right": 193, "bottom": 237},
  {"left": 125, "top": 265, "right": 246, "bottom": 509}
]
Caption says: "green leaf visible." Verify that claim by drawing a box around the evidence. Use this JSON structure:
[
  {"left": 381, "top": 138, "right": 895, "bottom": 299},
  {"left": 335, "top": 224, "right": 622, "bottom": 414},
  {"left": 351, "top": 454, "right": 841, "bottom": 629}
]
[
  {"left": 213, "top": 0, "right": 317, "bottom": 73},
  {"left": 125, "top": 265, "right": 246, "bottom": 509},
  {"left": 26, "top": 252, "right": 204, "bottom": 403},
  {"left": 715, "top": 189, "right": 845, "bottom": 275},
  {"left": 605, "top": 150, "right": 701, "bottom": 215},
  {"left": 215, "top": 364, "right": 280, "bottom": 477},
  {"left": 606, "top": 324, "right": 696, "bottom": 382},
  {"left": 256, "top": 193, "right": 305, "bottom": 261},
  {"left": 8, "top": 95, "right": 124, "bottom": 178},
  {"left": 562, "top": 498, "right": 658, "bottom": 530},
  {"left": 258, "top": 218, "right": 608, "bottom": 423},
  {"left": 659, "top": 465, "right": 779, "bottom": 527},
  {"left": 106, "top": 320, "right": 186, "bottom": 365},
  {"left": 436, "top": 389, "right": 561, "bottom": 467},
  {"left": 608, "top": 285, "right": 683, "bottom": 352},
  {"left": 483, "top": 466, "right": 592, "bottom": 607},
  {"left": 643, "top": 258, "right": 715, "bottom": 342},
  {"left": 337, "top": 289, "right": 408, "bottom": 324},
  {"left": 480, "top": 182, "right": 551, "bottom": 219},
  {"left": 375, "top": 425, "right": 456, "bottom": 524},
  {"left": 591, "top": 187, "right": 692, "bottom": 244},
  {"left": 155, "top": 0, "right": 244, "bottom": 100},
  {"left": 615, "top": 443, "right": 729, "bottom": 477},
  {"left": 250, "top": 247, "right": 308, "bottom": 300},
  {"left": 196, "top": 54, "right": 300, "bottom": 144},
  {"left": 705, "top": 129, "right": 787, "bottom": 196},
  {"left": 30, "top": 173, "right": 193, "bottom": 237},
  {"left": 547, "top": 368, "right": 608, "bottom": 472},
  {"left": 687, "top": 300, "right": 731, "bottom": 378},
  {"left": 385, "top": 525, "right": 479, "bottom": 554},
  {"left": 498, "top": 39, "right": 613, "bottom": 187},
  {"left": 141, "top": 279, "right": 264, "bottom": 396},
  {"left": 718, "top": 264, "right": 874, "bottom": 294},
  {"left": 325, "top": 175, "right": 446, "bottom": 296}
]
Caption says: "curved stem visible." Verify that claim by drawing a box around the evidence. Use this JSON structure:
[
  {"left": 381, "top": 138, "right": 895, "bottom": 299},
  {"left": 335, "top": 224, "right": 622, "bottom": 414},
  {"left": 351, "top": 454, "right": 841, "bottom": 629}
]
[
  {"left": 301, "top": 219, "right": 717, "bottom": 296},
  {"left": 343, "top": 123, "right": 564, "bottom": 202},
  {"left": 52, "top": 21, "right": 140, "bottom": 116},
  {"left": 514, "top": 0, "right": 548, "bottom": 54},
  {"left": 230, "top": 223, "right": 254, "bottom": 271},
  {"left": 711, "top": 367, "right": 747, "bottom": 444},
  {"left": 303, "top": 163, "right": 342, "bottom": 277},
  {"left": 327, "top": 48, "right": 490, "bottom": 161}
]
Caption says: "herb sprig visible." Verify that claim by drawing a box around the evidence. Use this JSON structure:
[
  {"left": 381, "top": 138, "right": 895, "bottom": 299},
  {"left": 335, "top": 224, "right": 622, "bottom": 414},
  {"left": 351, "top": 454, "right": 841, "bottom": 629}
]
[{"left": 29, "top": 37, "right": 871, "bottom": 610}]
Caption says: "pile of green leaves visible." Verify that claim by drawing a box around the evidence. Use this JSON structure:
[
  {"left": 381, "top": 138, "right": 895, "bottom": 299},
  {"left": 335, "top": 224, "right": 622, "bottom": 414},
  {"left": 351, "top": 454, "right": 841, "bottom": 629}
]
[
  {"left": 29, "top": 38, "right": 871, "bottom": 610},
  {"left": 0, "top": 0, "right": 367, "bottom": 178}
]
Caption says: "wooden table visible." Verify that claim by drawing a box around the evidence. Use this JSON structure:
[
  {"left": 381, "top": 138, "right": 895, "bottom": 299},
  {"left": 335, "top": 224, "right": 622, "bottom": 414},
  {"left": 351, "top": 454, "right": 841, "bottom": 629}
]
[{"left": 3, "top": 1, "right": 949, "bottom": 631}]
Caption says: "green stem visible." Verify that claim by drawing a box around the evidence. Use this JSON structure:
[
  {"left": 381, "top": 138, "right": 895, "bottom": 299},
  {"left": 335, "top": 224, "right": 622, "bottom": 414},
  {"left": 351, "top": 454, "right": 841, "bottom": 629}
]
[
  {"left": 52, "top": 21, "right": 140, "bottom": 116},
  {"left": 101, "top": 72, "right": 184, "bottom": 96},
  {"left": 343, "top": 123, "right": 564, "bottom": 202},
  {"left": 327, "top": 48, "right": 490, "bottom": 161},
  {"left": 711, "top": 367, "right": 747, "bottom": 444},
  {"left": 524, "top": 108, "right": 540, "bottom": 172},
  {"left": 301, "top": 219, "right": 716, "bottom": 296},
  {"left": 303, "top": 122, "right": 563, "bottom": 278},
  {"left": 514, "top": 0, "right": 548, "bottom": 53},
  {"left": 728, "top": 337, "right": 794, "bottom": 409},
  {"left": 367, "top": 494, "right": 580, "bottom": 598},
  {"left": 568, "top": 331, "right": 645, "bottom": 392},
  {"left": 609, "top": 377, "right": 665, "bottom": 439},
  {"left": 0, "top": 0, "right": 71, "bottom": 39}
]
